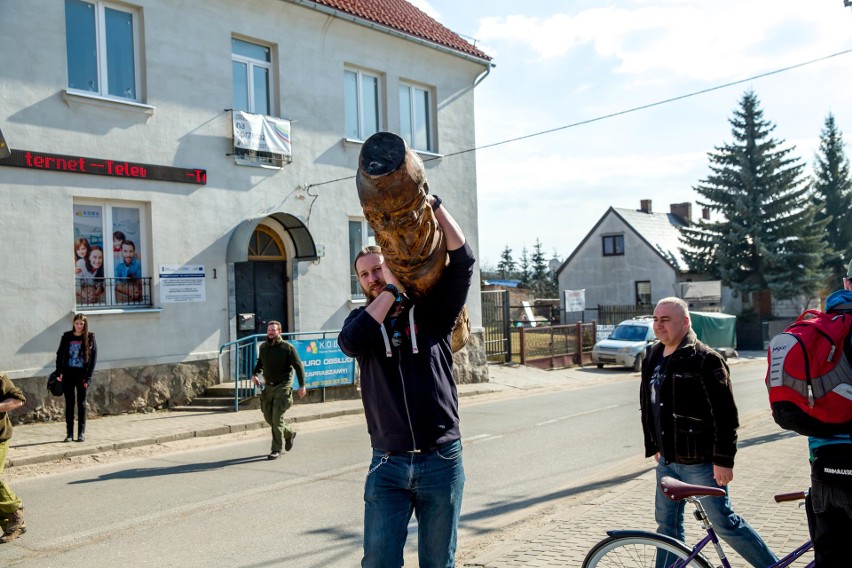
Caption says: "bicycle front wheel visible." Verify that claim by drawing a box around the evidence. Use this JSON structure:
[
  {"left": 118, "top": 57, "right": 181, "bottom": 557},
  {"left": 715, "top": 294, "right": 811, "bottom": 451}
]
[{"left": 582, "top": 533, "right": 713, "bottom": 568}]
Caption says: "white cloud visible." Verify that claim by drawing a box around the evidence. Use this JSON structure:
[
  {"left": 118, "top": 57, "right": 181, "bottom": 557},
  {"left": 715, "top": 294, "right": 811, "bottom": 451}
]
[
  {"left": 474, "top": 2, "right": 852, "bottom": 82},
  {"left": 405, "top": 0, "right": 443, "bottom": 22}
]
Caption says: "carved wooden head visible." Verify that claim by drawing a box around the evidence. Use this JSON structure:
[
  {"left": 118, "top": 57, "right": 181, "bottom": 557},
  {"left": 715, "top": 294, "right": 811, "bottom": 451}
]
[{"left": 356, "top": 132, "right": 446, "bottom": 299}]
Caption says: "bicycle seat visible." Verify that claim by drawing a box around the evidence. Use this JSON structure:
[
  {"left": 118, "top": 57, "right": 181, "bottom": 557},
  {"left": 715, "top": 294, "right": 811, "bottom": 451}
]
[{"left": 659, "top": 476, "right": 726, "bottom": 501}]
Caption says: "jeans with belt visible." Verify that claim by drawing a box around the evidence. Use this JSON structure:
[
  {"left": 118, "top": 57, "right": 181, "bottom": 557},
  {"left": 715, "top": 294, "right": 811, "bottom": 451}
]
[
  {"left": 362, "top": 439, "right": 465, "bottom": 568},
  {"left": 655, "top": 460, "right": 777, "bottom": 567}
]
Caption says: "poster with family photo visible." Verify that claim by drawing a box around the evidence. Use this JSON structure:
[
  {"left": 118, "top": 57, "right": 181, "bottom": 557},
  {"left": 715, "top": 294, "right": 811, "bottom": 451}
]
[{"left": 73, "top": 204, "right": 143, "bottom": 304}]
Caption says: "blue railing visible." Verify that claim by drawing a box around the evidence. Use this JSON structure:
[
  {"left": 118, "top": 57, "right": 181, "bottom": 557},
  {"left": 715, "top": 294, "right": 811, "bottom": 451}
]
[{"left": 218, "top": 330, "right": 343, "bottom": 412}]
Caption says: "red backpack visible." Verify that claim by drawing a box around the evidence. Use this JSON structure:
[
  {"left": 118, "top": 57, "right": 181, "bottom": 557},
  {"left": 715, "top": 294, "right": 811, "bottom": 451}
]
[{"left": 766, "top": 309, "right": 852, "bottom": 435}]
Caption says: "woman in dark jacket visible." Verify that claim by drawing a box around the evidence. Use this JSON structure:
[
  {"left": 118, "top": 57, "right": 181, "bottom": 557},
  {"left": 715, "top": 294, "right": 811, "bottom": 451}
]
[{"left": 56, "top": 314, "right": 97, "bottom": 442}]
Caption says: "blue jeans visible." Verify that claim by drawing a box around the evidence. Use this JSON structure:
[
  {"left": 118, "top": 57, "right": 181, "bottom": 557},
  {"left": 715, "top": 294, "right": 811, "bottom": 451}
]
[
  {"left": 655, "top": 460, "right": 777, "bottom": 567},
  {"left": 362, "top": 439, "right": 465, "bottom": 568}
]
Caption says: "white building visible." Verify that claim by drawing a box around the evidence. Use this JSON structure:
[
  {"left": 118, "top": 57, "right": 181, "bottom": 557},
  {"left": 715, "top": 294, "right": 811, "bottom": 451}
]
[
  {"left": 555, "top": 201, "right": 739, "bottom": 323},
  {"left": 0, "top": 0, "right": 491, "bottom": 418}
]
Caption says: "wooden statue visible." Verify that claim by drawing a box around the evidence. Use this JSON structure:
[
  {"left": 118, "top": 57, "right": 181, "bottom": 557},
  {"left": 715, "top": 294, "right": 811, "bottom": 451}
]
[{"left": 356, "top": 132, "right": 470, "bottom": 352}]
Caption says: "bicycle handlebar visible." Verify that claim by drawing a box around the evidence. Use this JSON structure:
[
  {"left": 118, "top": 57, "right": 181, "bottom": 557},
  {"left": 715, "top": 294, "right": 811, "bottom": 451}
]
[{"left": 774, "top": 490, "right": 808, "bottom": 503}]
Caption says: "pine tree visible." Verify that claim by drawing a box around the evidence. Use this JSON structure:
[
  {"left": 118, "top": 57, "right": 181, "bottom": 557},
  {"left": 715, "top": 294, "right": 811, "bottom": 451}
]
[
  {"left": 531, "top": 239, "right": 548, "bottom": 283},
  {"left": 679, "top": 90, "right": 827, "bottom": 301},
  {"left": 496, "top": 246, "right": 516, "bottom": 279},
  {"left": 813, "top": 113, "right": 852, "bottom": 289},
  {"left": 519, "top": 247, "right": 530, "bottom": 285}
]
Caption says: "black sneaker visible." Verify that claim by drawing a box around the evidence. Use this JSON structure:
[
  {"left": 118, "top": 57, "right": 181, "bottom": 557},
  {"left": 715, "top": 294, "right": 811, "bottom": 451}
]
[
  {"left": 267, "top": 451, "right": 281, "bottom": 460},
  {"left": 285, "top": 432, "right": 297, "bottom": 452},
  {"left": 63, "top": 436, "right": 73, "bottom": 443}
]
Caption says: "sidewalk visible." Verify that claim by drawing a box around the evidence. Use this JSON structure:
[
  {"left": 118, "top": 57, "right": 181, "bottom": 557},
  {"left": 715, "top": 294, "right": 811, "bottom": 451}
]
[{"left": 9, "top": 354, "right": 808, "bottom": 567}]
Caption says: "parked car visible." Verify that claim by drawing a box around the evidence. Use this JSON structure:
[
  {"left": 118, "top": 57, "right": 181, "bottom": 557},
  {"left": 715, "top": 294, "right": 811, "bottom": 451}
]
[{"left": 591, "top": 316, "right": 657, "bottom": 371}]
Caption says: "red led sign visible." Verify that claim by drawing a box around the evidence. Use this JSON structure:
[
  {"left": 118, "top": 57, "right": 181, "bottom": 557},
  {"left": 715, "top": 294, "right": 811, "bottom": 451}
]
[{"left": 0, "top": 149, "right": 206, "bottom": 185}]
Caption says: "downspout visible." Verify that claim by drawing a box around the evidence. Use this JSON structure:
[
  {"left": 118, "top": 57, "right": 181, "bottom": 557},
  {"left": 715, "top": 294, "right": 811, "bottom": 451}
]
[{"left": 473, "top": 62, "right": 494, "bottom": 87}]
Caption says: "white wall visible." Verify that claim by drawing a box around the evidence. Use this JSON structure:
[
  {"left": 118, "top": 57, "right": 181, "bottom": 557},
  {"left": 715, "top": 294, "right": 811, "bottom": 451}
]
[
  {"left": 557, "top": 211, "right": 678, "bottom": 321},
  {"left": 0, "top": 0, "right": 487, "bottom": 378}
]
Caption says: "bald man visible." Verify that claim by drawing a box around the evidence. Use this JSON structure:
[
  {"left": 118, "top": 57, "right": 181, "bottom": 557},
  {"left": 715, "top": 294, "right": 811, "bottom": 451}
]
[{"left": 640, "top": 297, "right": 776, "bottom": 567}]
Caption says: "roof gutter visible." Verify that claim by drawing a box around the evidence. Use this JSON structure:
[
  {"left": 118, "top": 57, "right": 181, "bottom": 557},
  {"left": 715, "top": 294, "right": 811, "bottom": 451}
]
[{"left": 284, "top": 0, "right": 493, "bottom": 70}]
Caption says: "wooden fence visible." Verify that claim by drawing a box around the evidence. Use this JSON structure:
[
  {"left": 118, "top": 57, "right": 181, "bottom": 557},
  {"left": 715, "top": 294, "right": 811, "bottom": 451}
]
[{"left": 515, "top": 322, "right": 597, "bottom": 370}]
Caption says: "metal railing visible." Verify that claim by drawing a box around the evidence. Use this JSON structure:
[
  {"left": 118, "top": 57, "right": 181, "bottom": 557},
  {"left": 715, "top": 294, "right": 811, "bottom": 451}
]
[
  {"left": 75, "top": 277, "right": 153, "bottom": 309},
  {"left": 218, "top": 329, "right": 343, "bottom": 412}
]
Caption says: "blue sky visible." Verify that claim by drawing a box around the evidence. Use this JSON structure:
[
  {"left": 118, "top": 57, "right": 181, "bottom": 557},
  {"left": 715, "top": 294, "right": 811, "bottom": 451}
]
[{"left": 409, "top": 0, "right": 852, "bottom": 270}]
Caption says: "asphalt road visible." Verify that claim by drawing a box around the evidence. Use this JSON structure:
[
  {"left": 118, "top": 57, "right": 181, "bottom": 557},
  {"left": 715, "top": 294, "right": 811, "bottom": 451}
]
[{"left": 0, "top": 360, "right": 770, "bottom": 567}]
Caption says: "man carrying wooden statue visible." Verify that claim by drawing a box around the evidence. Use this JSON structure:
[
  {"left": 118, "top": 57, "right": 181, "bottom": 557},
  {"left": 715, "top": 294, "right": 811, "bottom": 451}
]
[{"left": 338, "top": 131, "right": 475, "bottom": 567}]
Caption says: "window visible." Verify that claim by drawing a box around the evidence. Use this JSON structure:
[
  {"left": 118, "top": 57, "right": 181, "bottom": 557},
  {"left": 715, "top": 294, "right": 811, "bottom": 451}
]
[
  {"left": 602, "top": 234, "right": 624, "bottom": 256},
  {"left": 344, "top": 69, "right": 381, "bottom": 141},
  {"left": 349, "top": 219, "right": 376, "bottom": 297},
  {"left": 232, "top": 38, "right": 271, "bottom": 115},
  {"left": 399, "top": 83, "right": 433, "bottom": 152},
  {"left": 636, "top": 281, "right": 651, "bottom": 306},
  {"left": 73, "top": 201, "right": 151, "bottom": 308},
  {"left": 65, "top": 0, "right": 140, "bottom": 101}
]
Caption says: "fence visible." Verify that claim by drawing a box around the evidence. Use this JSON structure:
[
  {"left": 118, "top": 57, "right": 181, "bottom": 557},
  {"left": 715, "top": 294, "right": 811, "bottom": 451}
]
[
  {"left": 515, "top": 322, "right": 597, "bottom": 370},
  {"left": 75, "top": 277, "right": 154, "bottom": 309},
  {"left": 218, "top": 329, "right": 345, "bottom": 412},
  {"left": 593, "top": 304, "right": 652, "bottom": 325},
  {"left": 482, "top": 290, "right": 511, "bottom": 363}
]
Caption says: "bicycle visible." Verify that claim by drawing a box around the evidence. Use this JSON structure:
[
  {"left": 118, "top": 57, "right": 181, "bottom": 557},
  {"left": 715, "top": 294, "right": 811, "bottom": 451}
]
[{"left": 582, "top": 475, "right": 813, "bottom": 568}]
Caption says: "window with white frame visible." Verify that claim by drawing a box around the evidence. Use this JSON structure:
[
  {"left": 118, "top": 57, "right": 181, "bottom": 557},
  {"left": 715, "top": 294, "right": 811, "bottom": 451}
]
[
  {"left": 65, "top": 0, "right": 141, "bottom": 101},
  {"left": 73, "top": 201, "right": 152, "bottom": 308},
  {"left": 232, "top": 38, "right": 272, "bottom": 115},
  {"left": 399, "top": 83, "right": 433, "bottom": 152},
  {"left": 635, "top": 281, "right": 651, "bottom": 306},
  {"left": 344, "top": 69, "right": 381, "bottom": 141},
  {"left": 349, "top": 219, "right": 376, "bottom": 298}
]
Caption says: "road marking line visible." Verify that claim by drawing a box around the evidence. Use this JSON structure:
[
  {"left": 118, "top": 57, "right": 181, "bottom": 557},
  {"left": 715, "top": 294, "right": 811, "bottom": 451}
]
[
  {"left": 464, "top": 434, "right": 504, "bottom": 444},
  {"left": 536, "top": 404, "right": 620, "bottom": 426}
]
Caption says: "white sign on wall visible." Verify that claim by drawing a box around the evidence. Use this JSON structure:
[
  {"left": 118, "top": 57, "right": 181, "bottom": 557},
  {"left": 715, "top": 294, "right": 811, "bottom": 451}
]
[
  {"left": 159, "top": 264, "right": 206, "bottom": 303},
  {"left": 232, "top": 111, "right": 292, "bottom": 157},
  {"left": 564, "top": 289, "right": 586, "bottom": 312}
]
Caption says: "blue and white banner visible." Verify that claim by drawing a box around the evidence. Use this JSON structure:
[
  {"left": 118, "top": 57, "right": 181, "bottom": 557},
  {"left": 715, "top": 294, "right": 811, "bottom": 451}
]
[{"left": 291, "top": 337, "right": 355, "bottom": 389}]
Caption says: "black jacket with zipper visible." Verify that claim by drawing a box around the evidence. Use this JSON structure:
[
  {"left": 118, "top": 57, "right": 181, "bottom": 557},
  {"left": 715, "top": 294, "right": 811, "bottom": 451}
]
[
  {"left": 640, "top": 330, "right": 739, "bottom": 468},
  {"left": 338, "top": 243, "right": 474, "bottom": 452},
  {"left": 56, "top": 331, "right": 98, "bottom": 382}
]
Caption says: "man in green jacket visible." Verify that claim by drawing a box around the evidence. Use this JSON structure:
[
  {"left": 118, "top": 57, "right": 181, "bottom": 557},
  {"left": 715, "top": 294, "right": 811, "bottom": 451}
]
[
  {"left": 0, "top": 373, "right": 26, "bottom": 543},
  {"left": 252, "top": 321, "right": 306, "bottom": 460}
]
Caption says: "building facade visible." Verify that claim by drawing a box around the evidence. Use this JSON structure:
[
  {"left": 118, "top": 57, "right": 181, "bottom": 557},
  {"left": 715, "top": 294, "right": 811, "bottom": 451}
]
[
  {"left": 555, "top": 201, "right": 741, "bottom": 324},
  {"left": 0, "top": 0, "right": 491, "bottom": 420}
]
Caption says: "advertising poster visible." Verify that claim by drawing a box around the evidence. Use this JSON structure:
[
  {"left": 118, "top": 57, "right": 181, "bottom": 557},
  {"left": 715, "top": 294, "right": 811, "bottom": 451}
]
[
  {"left": 232, "top": 111, "right": 292, "bottom": 157},
  {"left": 290, "top": 337, "right": 355, "bottom": 389},
  {"left": 159, "top": 264, "right": 206, "bottom": 303}
]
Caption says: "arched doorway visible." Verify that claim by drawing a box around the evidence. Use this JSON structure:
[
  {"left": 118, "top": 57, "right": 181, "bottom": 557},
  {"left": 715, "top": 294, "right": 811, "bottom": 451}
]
[{"left": 235, "top": 225, "right": 288, "bottom": 338}]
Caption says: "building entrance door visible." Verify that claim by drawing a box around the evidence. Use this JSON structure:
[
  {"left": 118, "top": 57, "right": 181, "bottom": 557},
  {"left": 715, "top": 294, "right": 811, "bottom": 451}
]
[{"left": 234, "top": 225, "right": 289, "bottom": 339}]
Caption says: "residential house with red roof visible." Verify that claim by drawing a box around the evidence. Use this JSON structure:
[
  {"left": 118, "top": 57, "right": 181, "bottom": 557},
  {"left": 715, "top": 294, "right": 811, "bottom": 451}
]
[{"left": 0, "top": 0, "right": 492, "bottom": 418}]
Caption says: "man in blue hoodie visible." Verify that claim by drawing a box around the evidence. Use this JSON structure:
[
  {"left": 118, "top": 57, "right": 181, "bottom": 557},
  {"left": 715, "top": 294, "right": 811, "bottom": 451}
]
[
  {"left": 805, "top": 260, "right": 852, "bottom": 566},
  {"left": 338, "top": 195, "right": 473, "bottom": 568}
]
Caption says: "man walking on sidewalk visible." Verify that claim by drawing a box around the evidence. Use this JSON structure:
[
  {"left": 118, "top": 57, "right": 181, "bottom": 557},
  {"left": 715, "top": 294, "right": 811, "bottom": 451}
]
[
  {"left": 252, "top": 321, "right": 306, "bottom": 460},
  {"left": 0, "top": 372, "right": 26, "bottom": 543},
  {"left": 640, "top": 297, "right": 777, "bottom": 566}
]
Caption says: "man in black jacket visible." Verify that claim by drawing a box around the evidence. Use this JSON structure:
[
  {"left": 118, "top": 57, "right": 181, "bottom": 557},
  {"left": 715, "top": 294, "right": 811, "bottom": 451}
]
[
  {"left": 338, "top": 195, "right": 473, "bottom": 568},
  {"left": 640, "top": 297, "right": 776, "bottom": 566}
]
